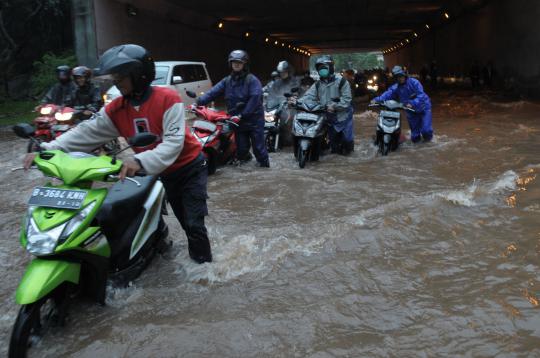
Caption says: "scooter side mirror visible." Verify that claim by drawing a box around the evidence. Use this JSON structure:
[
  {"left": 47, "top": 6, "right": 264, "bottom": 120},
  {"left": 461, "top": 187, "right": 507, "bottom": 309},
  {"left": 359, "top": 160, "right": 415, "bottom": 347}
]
[
  {"left": 291, "top": 87, "right": 299, "bottom": 93},
  {"left": 13, "top": 123, "right": 35, "bottom": 139},
  {"left": 185, "top": 90, "right": 197, "bottom": 99},
  {"left": 235, "top": 102, "right": 246, "bottom": 111},
  {"left": 284, "top": 93, "right": 292, "bottom": 98},
  {"left": 331, "top": 97, "right": 340, "bottom": 103},
  {"left": 128, "top": 132, "right": 159, "bottom": 148}
]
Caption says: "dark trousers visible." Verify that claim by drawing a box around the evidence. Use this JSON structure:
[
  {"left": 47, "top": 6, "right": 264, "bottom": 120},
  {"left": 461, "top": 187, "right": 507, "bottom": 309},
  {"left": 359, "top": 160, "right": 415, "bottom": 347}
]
[
  {"left": 235, "top": 120, "right": 269, "bottom": 165},
  {"left": 161, "top": 154, "right": 212, "bottom": 263}
]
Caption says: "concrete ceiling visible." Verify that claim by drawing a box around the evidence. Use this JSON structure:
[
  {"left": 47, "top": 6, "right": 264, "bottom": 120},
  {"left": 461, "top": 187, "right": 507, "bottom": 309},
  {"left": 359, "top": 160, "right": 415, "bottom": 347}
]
[{"left": 166, "top": 0, "right": 491, "bottom": 53}]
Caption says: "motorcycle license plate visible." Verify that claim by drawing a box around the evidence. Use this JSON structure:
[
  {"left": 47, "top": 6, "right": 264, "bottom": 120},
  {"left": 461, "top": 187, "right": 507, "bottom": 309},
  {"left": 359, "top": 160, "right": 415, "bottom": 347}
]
[{"left": 28, "top": 187, "right": 87, "bottom": 209}]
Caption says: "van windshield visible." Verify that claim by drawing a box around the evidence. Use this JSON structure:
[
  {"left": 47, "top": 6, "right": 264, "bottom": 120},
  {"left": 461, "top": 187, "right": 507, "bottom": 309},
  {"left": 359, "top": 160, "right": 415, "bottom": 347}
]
[{"left": 152, "top": 66, "right": 169, "bottom": 85}]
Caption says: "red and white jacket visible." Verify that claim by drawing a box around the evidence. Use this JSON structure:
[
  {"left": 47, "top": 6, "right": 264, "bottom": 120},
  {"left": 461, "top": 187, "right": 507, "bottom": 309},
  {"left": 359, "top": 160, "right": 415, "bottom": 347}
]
[{"left": 42, "top": 87, "right": 202, "bottom": 175}]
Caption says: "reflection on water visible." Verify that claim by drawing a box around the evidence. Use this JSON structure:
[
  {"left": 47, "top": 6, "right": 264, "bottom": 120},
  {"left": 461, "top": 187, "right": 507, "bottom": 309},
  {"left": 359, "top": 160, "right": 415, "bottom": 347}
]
[{"left": 0, "top": 90, "right": 540, "bottom": 357}]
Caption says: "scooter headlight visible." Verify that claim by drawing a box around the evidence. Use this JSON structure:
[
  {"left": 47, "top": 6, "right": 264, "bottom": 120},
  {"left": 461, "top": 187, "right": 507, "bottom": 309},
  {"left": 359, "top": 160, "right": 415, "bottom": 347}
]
[
  {"left": 40, "top": 107, "right": 53, "bottom": 115},
  {"left": 60, "top": 201, "right": 96, "bottom": 241},
  {"left": 25, "top": 201, "right": 96, "bottom": 256},
  {"left": 305, "top": 124, "right": 319, "bottom": 137},
  {"left": 55, "top": 112, "right": 73, "bottom": 122},
  {"left": 26, "top": 218, "right": 66, "bottom": 256}
]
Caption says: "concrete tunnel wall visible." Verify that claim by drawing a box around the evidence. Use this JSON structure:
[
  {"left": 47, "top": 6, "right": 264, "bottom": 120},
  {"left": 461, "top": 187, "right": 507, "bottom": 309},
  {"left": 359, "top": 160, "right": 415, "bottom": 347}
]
[
  {"left": 384, "top": 0, "right": 540, "bottom": 95},
  {"left": 75, "top": 0, "right": 309, "bottom": 86}
]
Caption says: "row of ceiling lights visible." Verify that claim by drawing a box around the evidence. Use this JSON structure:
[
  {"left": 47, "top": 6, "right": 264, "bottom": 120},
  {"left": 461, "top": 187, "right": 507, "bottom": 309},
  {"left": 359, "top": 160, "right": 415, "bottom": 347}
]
[
  {"left": 382, "top": 11, "right": 450, "bottom": 55},
  {"left": 217, "top": 22, "right": 311, "bottom": 56}
]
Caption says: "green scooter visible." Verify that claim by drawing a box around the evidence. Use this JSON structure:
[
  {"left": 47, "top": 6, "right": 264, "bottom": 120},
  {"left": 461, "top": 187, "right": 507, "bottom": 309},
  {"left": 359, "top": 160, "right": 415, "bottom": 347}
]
[{"left": 9, "top": 123, "right": 169, "bottom": 357}]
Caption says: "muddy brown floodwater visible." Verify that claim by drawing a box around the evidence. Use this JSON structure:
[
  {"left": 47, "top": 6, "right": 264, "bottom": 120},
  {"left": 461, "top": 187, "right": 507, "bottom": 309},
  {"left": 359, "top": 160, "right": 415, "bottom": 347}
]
[{"left": 1, "top": 90, "right": 540, "bottom": 357}]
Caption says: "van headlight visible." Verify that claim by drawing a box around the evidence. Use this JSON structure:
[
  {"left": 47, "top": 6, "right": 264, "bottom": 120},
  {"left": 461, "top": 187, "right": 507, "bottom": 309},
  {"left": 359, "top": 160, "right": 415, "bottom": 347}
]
[{"left": 26, "top": 201, "right": 96, "bottom": 256}]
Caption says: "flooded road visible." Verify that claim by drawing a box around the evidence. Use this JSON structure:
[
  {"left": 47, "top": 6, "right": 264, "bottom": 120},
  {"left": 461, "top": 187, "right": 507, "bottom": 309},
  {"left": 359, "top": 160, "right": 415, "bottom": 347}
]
[{"left": 1, "top": 90, "right": 540, "bottom": 357}]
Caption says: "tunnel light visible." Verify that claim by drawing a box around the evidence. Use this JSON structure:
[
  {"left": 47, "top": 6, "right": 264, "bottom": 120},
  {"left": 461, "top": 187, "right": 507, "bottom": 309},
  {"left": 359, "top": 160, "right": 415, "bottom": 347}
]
[
  {"left": 406, "top": 39, "right": 410, "bottom": 43},
  {"left": 444, "top": 12, "right": 450, "bottom": 19},
  {"left": 265, "top": 37, "right": 269, "bottom": 42},
  {"left": 274, "top": 40, "right": 278, "bottom": 45},
  {"left": 414, "top": 32, "right": 418, "bottom": 37},
  {"left": 282, "top": 43, "right": 285, "bottom": 47},
  {"left": 218, "top": 22, "right": 223, "bottom": 29},
  {"left": 400, "top": 42, "right": 404, "bottom": 46},
  {"left": 245, "top": 32, "right": 250, "bottom": 37},
  {"left": 288, "top": 44, "right": 291, "bottom": 48},
  {"left": 425, "top": 24, "right": 430, "bottom": 29}
]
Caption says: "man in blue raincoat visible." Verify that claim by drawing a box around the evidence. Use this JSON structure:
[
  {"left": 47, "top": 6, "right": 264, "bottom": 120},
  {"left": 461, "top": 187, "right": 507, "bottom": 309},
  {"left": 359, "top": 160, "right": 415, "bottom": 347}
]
[
  {"left": 197, "top": 50, "right": 270, "bottom": 167},
  {"left": 372, "top": 65, "right": 433, "bottom": 142}
]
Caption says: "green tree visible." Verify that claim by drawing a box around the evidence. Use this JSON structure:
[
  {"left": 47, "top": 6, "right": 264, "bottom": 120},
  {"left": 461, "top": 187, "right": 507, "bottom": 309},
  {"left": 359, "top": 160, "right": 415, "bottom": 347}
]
[{"left": 0, "top": 0, "right": 72, "bottom": 97}]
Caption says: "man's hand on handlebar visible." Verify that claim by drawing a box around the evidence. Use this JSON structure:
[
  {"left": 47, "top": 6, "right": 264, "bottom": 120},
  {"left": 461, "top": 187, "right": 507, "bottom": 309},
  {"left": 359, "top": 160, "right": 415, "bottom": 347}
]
[{"left": 119, "top": 158, "right": 142, "bottom": 181}]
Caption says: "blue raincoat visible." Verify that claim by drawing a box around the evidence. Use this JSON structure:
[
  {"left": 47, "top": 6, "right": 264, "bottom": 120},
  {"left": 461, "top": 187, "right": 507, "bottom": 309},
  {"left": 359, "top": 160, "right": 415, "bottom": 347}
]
[
  {"left": 374, "top": 77, "right": 433, "bottom": 142},
  {"left": 197, "top": 73, "right": 269, "bottom": 165}
]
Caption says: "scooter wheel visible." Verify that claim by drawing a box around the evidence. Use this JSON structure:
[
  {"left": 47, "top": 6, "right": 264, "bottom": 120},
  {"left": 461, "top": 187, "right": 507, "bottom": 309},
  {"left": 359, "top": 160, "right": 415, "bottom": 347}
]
[
  {"left": 298, "top": 148, "right": 308, "bottom": 168},
  {"left": 9, "top": 288, "right": 65, "bottom": 358},
  {"left": 382, "top": 143, "right": 390, "bottom": 156}
]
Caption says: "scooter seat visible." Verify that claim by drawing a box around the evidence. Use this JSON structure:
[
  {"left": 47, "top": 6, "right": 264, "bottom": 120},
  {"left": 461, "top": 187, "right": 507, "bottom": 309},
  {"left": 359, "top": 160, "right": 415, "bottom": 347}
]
[{"left": 96, "top": 175, "right": 157, "bottom": 241}]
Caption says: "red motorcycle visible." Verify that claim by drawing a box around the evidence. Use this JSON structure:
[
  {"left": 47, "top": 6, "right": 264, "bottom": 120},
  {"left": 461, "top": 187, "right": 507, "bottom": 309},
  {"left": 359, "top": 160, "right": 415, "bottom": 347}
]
[
  {"left": 28, "top": 104, "right": 77, "bottom": 152},
  {"left": 188, "top": 104, "right": 241, "bottom": 175}
]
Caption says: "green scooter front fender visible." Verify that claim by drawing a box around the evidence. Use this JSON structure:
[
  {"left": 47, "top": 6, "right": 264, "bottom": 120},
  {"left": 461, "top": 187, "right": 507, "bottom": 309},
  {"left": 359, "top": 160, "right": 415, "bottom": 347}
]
[{"left": 15, "top": 259, "right": 80, "bottom": 305}]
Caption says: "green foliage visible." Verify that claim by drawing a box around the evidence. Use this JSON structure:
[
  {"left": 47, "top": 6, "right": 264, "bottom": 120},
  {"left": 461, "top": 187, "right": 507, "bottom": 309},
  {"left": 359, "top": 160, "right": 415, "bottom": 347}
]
[
  {"left": 310, "top": 52, "right": 385, "bottom": 71},
  {"left": 0, "top": 99, "right": 35, "bottom": 125},
  {"left": 30, "top": 51, "right": 77, "bottom": 98}
]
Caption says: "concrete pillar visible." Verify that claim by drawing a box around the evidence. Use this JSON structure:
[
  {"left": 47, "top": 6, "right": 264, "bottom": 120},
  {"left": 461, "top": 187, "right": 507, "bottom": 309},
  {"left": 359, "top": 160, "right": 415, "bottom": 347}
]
[{"left": 72, "top": 0, "right": 98, "bottom": 67}]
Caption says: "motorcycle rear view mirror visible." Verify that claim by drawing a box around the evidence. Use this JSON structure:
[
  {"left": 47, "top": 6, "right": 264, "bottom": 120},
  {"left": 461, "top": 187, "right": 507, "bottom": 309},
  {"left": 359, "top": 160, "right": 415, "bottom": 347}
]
[
  {"left": 291, "top": 87, "right": 299, "bottom": 93},
  {"left": 128, "top": 133, "right": 159, "bottom": 148},
  {"left": 13, "top": 123, "right": 35, "bottom": 139},
  {"left": 284, "top": 93, "right": 292, "bottom": 98},
  {"left": 185, "top": 90, "right": 197, "bottom": 99}
]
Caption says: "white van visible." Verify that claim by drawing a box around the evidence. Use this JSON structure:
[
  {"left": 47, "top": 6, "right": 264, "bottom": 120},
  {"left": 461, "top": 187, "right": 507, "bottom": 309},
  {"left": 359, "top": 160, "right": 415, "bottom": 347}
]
[{"left": 103, "top": 61, "right": 213, "bottom": 107}]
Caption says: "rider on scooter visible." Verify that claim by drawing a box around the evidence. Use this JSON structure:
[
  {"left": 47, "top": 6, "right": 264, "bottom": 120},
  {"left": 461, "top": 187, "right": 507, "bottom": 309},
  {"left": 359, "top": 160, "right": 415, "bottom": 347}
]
[
  {"left": 372, "top": 65, "right": 433, "bottom": 143},
  {"left": 39, "top": 65, "right": 76, "bottom": 107},
  {"left": 196, "top": 50, "right": 270, "bottom": 167},
  {"left": 72, "top": 65, "right": 103, "bottom": 119},
  {"left": 292, "top": 55, "right": 354, "bottom": 155},
  {"left": 25, "top": 44, "right": 213, "bottom": 264},
  {"left": 265, "top": 61, "right": 301, "bottom": 109}
]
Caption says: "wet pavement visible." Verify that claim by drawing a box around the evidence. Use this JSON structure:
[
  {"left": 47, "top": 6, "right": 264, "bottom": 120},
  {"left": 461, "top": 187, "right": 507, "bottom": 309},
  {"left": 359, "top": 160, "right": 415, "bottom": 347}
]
[{"left": 1, "top": 89, "right": 540, "bottom": 357}]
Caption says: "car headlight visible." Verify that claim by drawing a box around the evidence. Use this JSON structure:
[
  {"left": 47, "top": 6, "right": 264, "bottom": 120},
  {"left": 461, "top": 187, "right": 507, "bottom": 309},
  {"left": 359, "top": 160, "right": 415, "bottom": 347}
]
[
  {"left": 40, "top": 107, "right": 53, "bottom": 115},
  {"left": 368, "top": 79, "right": 373, "bottom": 84},
  {"left": 373, "top": 75, "right": 378, "bottom": 81},
  {"left": 26, "top": 201, "right": 95, "bottom": 256}
]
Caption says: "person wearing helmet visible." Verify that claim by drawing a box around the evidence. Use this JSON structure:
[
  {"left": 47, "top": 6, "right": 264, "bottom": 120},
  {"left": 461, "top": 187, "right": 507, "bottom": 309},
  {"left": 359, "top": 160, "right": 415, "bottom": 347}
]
[
  {"left": 294, "top": 55, "right": 354, "bottom": 155},
  {"left": 71, "top": 65, "right": 103, "bottom": 119},
  {"left": 39, "top": 65, "right": 76, "bottom": 107},
  {"left": 196, "top": 50, "right": 270, "bottom": 167},
  {"left": 372, "top": 65, "right": 433, "bottom": 143},
  {"left": 262, "top": 71, "right": 280, "bottom": 94},
  {"left": 24, "top": 44, "right": 213, "bottom": 264},
  {"left": 266, "top": 60, "right": 301, "bottom": 107}
]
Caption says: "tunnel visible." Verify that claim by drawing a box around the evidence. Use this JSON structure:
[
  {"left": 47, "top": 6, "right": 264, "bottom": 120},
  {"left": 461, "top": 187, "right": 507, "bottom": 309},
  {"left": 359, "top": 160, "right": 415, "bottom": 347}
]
[{"left": 72, "top": 0, "right": 540, "bottom": 96}]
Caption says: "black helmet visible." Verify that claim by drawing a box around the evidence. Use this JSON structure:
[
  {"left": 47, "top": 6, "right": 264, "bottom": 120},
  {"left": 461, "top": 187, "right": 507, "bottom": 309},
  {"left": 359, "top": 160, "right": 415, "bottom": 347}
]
[
  {"left": 94, "top": 44, "right": 155, "bottom": 96},
  {"left": 315, "top": 55, "right": 334, "bottom": 75},
  {"left": 72, "top": 66, "right": 92, "bottom": 79},
  {"left": 56, "top": 65, "right": 71, "bottom": 84},
  {"left": 228, "top": 50, "right": 249, "bottom": 64}
]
